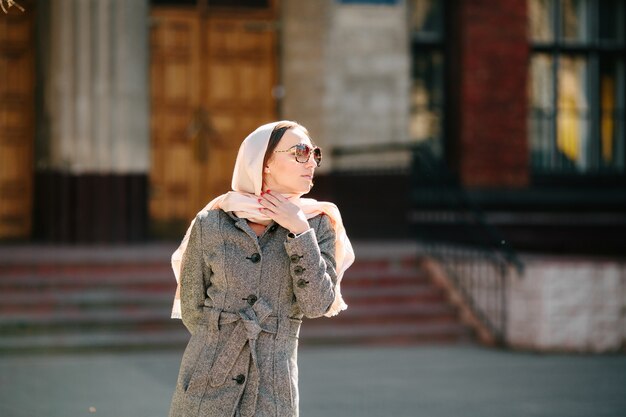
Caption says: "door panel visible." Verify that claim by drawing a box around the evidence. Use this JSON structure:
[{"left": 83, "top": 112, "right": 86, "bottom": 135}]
[
  {"left": 150, "top": 9, "right": 202, "bottom": 229},
  {"left": 150, "top": 7, "right": 277, "bottom": 235},
  {"left": 0, "top": 8, "right": 35, "bottom": 239}
]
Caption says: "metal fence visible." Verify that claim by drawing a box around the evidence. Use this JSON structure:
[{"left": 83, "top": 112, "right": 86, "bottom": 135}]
[{"left": 333, "top": 142, "right": 524, "bottom": 345}]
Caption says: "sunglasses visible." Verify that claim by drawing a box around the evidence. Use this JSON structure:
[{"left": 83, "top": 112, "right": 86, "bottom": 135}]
[{"left": 274, "top": 143, "right": 322, "bottom": 167}]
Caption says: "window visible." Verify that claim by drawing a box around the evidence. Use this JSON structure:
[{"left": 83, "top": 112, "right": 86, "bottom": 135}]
[
  {"left": 528, "top": 0, "right": 626, "bottom": 175},
  {"left": 409, "top": 0, "right": 446, "bottom": 159}
]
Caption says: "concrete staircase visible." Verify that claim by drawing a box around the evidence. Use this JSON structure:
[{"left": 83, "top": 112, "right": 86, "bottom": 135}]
[
  {"left": 0, "top": 243, "right": 474, "bottom": 353},
  {"left": 300, "top": 247, "right": 475, "bottom": 345},
  {"left": 0, "top": 245, "right": 186, "bottom": 353}
]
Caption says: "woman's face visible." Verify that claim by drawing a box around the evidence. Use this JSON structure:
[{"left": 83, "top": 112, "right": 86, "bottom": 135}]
[{"left": 263, "top": 127, "right": 317, "bottom": 195}]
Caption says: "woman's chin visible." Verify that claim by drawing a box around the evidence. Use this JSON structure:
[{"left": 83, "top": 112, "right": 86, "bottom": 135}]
[
  {"left": 301, "top": 180, "right": 314, "bottom": 194},
  {"left": 288, "top": 181, "right": 314, "bottom": 195}
]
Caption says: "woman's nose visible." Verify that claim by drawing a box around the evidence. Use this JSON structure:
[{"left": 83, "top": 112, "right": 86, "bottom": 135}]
[{"left": 304, "top": 156, "right": 316, "bottom": 169}]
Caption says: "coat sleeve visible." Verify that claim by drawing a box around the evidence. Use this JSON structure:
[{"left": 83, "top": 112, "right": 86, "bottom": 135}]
[
  {"left": 180, "top": 214, "right": 208, "bottom": 334},
  {"left": 284, "top": 214, "right": 337, "bottom": 318}
]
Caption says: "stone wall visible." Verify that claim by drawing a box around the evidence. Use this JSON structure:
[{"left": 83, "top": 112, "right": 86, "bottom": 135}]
[
  {"left": 508, "top": 255, "right": 626, "bottom": 353},
  {"left": 282, "top": 0, "right": 410, "bottom": 172},
  {"left": 281, "top": 0, "right": 332, "bottom": 168}
]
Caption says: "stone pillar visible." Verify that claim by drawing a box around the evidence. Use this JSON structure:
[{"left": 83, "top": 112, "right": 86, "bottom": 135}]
[
  {"left": 281, "top": 0, "right": 332, "bottom": 170},
  {"left": 282, "top": 0, "right": 410, "bottom": 172},
  {"left": 35, "top": 0, "right": 149, "bottom": 242},
  {"left": 455, "top": 0, "right": 529, "bottom": 187},
  {"left": 325, "top": 1, "right": 410, "bottom": 170}
]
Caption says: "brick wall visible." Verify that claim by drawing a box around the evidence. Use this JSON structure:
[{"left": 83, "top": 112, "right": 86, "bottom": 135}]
[{"left": 456, "top": 0, "right": 530, "bottom": 187}]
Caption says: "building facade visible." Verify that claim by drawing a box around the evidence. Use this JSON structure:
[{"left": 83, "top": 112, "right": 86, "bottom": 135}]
[{"left": 0, "top": 0, "right": 624, "bottom": 252}]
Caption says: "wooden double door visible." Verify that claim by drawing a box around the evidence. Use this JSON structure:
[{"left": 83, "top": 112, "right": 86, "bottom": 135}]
[
  {"left": 0, "top": 4, "right": 34, "bottom": 239},
  {"left": 149, "top": 5, "right": 278, "bottom": 235}
]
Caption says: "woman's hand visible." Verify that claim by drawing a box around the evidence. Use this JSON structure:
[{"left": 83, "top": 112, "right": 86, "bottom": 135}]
[{"left": 258, "top": 190, "right": 310, "bottom": 235}]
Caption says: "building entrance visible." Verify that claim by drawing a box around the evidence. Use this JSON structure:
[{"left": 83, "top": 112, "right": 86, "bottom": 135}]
[{"left": 149, "top": 2, "right": 278, "bottom": 236}]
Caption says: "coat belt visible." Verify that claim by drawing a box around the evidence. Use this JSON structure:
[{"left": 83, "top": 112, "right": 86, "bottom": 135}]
[{"left": 203, "top": 298, "right": 299, "bottom": 417}]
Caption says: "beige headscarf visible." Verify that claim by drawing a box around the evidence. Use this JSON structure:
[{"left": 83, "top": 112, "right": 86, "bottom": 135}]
[{"left": 171, "top": 121, "right": 355, "bottom": 319}]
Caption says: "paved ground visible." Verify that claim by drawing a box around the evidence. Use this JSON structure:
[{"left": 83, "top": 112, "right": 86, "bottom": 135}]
[{"left": 1, "top": 343, "right": 625, "bottom": 417}]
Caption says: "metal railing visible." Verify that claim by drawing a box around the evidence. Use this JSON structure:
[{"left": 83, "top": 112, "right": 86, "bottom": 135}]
[
  {"left": 411, "top": 144, "right": 524, "bottom": 345},
  {"left": 332, "top": 142, "right": 524, "bottom": 345}
]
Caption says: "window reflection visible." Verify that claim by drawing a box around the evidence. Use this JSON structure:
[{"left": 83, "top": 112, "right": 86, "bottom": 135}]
[
  {"left": 409, "top": 0, "right": 445, "bottom": 159},
  {"left": 600, "top": 59, "right": 625, "bottom": 170},
  {"left": 557, "top": 56, "right": 588, "bottom": 169},
  {"left": 560, "top": 0, "right": 588, "bottom": 43},
  {"left": 410, "top": 52, "right": 444, "bottom": 157},
  {"left": 410, "top": 0, "right": 444, "bottom": 40},
  {"left": 528, "top": 0, "right": 625, "bottom": 175},
  {"left": 529, "top": 54, "right": 554, "bottom": 171},
  {"left": 529, "top": 0, "right": 555, "bottom": 42}
]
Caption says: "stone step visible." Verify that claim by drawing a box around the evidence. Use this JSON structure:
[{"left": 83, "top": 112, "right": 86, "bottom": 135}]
[
  {"left": 0, "top": 245, "right": 475, "bottom": 351},
  {"left": 0, "top": 328, "right": 190, "bottom": 353},
  {"left": 0, "top": 267, "right": 173, "bottom": 290},
  {"left": 0, "top": 289, "right": 173, "bottom": 311},
  {"left": 343, "top": 284, "right": 446, "bottom": 305},
  {"left": 0, "top": 277, "right": 434, "bottom": 308},
  {"left": 299, "top": 321, "right": 474, "bottom": 345},
  {"left": 342, "top": 268, "right": 431, "bottom": 287},
  {"left": 0, "top": 307, "right": 176, "bottom": 334},
  {"left": 305, "top": 303, "right": 458, "bottom": 326},
  {"left": 0, "top": 321, "right": 474, "bottom": 353}
]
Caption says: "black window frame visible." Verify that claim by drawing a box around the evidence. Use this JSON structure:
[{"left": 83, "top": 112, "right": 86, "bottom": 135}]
[
  {"left": 528, "top": 0, "right": 626, "bottom": 184},
  {"left": 408, "top": 0, "right": 453, "bottom": 170}
]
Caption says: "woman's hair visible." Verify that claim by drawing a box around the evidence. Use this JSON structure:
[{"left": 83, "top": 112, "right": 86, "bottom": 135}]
[{"left": 262, "top": 121, "right": 310, "bottom": 169}]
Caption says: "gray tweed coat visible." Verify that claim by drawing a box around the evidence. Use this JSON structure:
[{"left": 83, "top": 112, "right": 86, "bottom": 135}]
[{"left": 169, "top": 209, "right": 337, "bottom": 417}]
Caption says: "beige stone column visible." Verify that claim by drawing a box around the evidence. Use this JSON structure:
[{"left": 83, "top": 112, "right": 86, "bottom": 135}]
[
  {"left": 282, "top": 0, "right": 410, "bottom": 172},
  {"left": 36, "top": 0, "right": 149, "bottom": 242},
  {"left": 43, "top": 0, "right": 149, "bottom": 174},
  {"left": 282, "top": 0, "right": 332, "bottom": 171}
]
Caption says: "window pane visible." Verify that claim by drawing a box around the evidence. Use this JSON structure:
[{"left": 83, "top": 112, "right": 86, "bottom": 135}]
[
  {"left": 410, "top": 51, "right": 444, "bottom": 157},
  {"left": 529, "top": 0, "right": 555, "bottom": 42},
  {"left": 600, "top": 58, "right": 625, "bottom": 171},
  {"left": 557, "top": 55, "right": 589, "bottom": 171},
  {"left": 560, "top": 0, "right": 589, "bottom": 43},
  {"left": 410, "top": 0, "right": 444, "bottom": 41},
  {"left": 598, "top": 0, "right": 625, "bottom": 44},
  {"left": 529, "top": 54, "right": 555, "bottom": 171}
]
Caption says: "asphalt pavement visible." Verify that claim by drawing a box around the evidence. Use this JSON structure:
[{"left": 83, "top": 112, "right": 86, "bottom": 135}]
[{"left": 1, "top": 343, "right": 625, "bottom": 417}]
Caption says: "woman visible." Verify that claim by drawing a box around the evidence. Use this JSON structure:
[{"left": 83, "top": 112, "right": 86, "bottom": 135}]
[{"left": 168, "top": 121, "right": 354, "bottom": 417}]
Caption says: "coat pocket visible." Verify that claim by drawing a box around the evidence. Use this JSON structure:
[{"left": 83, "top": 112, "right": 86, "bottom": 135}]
[
  {"left": 274, "top": 335, "right": 299, "bottom": 415},
  {"left": 181, "top": 326, "right": 220, "bottom": 395}
]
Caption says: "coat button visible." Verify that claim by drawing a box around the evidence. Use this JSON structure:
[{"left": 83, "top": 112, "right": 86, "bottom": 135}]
[
  {"left": 290, "top": 254, "right": 302, "bottom": 263},
  {"left": 233, "top": 374, "right": 246, "bottom": 385},
  {"left": 248, "top": 253, "right": 261, "bottom": 263},
  {"left": 293, "top": 266, "right": 305, "bottom": 275},
  {"left": 296, "top": 278, "right": 309, "bottom": 288},
  {"left": 243, "top": 294, "right": 258, "bottom": 306}
]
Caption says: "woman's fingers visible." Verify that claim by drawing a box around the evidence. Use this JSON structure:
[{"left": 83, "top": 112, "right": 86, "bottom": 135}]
[
  {"left": 267, "top": 190, "right": 288, "bottom": 202},
  {"left": 257, "top": 191, "right": 308, "bottom": 233},
  {"left": 261, "top": 190, "right": 283, "bottom": 206},
  {"left": 257, "top": 197, "right": 276, "bottom": 212}
]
